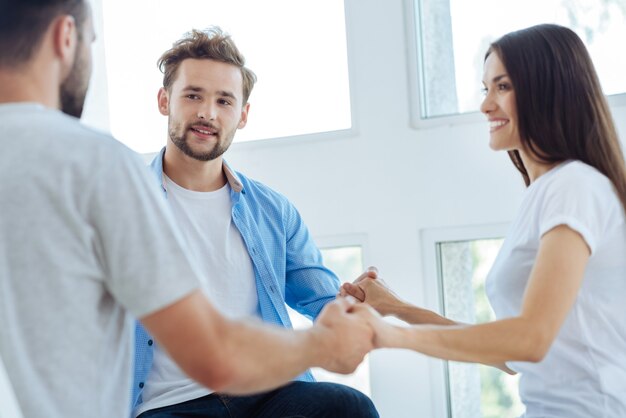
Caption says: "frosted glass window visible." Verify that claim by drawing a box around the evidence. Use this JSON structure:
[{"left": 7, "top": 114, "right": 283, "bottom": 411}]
[{"left": 438, "top": 239, "right": 524, "bottom": 418}]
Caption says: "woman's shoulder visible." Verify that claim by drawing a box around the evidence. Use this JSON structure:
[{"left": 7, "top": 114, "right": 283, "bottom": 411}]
[
  {"left": 527, "top": 159, "right": 620, "bottom": 219},
  {"left": 543, "top": 160, "right": 612, "bottom": 193}
]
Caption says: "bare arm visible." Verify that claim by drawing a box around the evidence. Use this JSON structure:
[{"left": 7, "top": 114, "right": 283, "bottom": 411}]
[
  {"left": 140, "top": 292, "right": 373, "bottom": 395},
  {"left": 360, "top": 225, "right": 590, "bottom": 367},
  {"left": 341, "top": 267, "right": 507, "bottom": 371}
]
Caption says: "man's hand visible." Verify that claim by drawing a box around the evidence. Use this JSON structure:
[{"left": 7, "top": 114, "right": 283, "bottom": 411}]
[
  {"left": 309, "top": 297, "right": 374, "bottom": 374},
  {"left": 350, "top": 304, "right": 404, "bottom": 349},
  {"left": 339, "top": 267, "right": 404, "bottom": 316}
]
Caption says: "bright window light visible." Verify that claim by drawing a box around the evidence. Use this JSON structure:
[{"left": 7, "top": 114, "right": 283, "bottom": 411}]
[{"left": 100, "top": 0, "right": 352, "bottom": 153}]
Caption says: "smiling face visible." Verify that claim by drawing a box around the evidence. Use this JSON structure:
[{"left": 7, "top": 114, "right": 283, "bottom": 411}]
[
  {"left": 480, "top": 52, "right": 521, "bottom": 152},
  {"left": 158, "top": 58, "right": 249, "bottom": 162}
]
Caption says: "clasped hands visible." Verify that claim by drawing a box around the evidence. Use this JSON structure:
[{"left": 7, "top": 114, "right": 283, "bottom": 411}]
[{"left": 312, "top": 267, "right": 405, "bottom": 374}]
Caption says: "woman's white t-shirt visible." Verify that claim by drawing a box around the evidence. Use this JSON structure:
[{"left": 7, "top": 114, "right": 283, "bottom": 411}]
[{"left": 485, "top": 161, "right": 626, "bottom": 418}]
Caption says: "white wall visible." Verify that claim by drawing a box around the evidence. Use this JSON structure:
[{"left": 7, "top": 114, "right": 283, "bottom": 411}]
[{"left": 219, "top": 1, "right": 626, "bottom": 417}]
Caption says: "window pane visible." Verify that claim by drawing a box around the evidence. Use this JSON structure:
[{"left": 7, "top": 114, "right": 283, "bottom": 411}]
[
  {"left": 439, "top": 239, "right": 524, "bottom": 418},
  {"left": 287, "top": 245, "right": 371, "bottom": 396},
  {"left": 101, "top": 0, "right": 351, "bottom": 153},
  {"left": 415, "top": 0, "right": 626, "bottom": 118}
]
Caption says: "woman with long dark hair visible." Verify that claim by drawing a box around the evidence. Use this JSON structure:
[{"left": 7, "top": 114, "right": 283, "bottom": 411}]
[{"left": 343, "top": 24, "right": 626, "bottom": 417}]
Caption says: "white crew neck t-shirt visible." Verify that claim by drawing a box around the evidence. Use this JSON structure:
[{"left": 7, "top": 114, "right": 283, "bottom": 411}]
[
  {"left": 136, "top": 175, "right": 258, "bottom": 416},
  {"left": 486, "top": 160, "right": 626, "bottom": 417}
]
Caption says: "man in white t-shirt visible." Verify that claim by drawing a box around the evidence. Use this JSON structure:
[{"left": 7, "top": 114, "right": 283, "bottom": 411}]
[
  {"left": 132, "top": 27, "right": 380, "bottom": 418},
  {"left": 0, "top": 2, "right": 375, "bottom": 417}
]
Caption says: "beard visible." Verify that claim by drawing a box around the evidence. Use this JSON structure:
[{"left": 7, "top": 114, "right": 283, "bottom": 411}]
[
  {"left": 168, "top": 119, "right": 234, "bottom": 162},
  {"left": 60, "top": 44, "right": 90, "bottom": 119}
]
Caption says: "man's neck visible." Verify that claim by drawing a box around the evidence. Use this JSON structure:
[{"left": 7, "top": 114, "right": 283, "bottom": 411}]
[
  {"left": 0, "top": 60, "right": 60, "bottom": 108},
  {"left": 163, "top": 146, "right": 227, "bottom": 192}
]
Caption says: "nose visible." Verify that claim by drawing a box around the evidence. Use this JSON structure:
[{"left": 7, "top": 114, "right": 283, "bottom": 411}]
[
  {"left": 480, "top": 90, "right": 495, "bottom": 115},
  {"left": 197, "top": 102, "right": 217, "bottom": 120}
]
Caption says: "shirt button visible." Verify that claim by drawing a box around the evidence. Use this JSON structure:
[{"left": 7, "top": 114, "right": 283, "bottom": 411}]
[
  {"left": 139, "top": 382, "right": 144, "bottom": 388},
  {"left": 148, "top": 340, "right": 153, "bottom": 346}
]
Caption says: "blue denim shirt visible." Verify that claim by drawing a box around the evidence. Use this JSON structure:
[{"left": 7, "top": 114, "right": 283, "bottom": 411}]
[{"left": 132, "top": 147, "right": 340, "bottom": 409}]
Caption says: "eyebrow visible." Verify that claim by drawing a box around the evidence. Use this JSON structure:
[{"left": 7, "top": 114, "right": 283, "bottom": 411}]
[
  {"left": 182, "top": 86, "right": 238, "bottom": 101},
  {"left": 482, "top": 73, "right": 509, "bottom": 85},
  {"left": 182, "top": 86, "right": 204, "bottom": 93},
  {"left": 216, "top": 90, "right": 237, "bottom": 101}
]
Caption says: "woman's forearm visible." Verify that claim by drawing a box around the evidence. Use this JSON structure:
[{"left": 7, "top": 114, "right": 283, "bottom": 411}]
[
  {"left": 388, "top": 302, "right": 457, "bottom": 326},
  {"left": 386, "top": 316, "right": 548, "bottom": 366}
]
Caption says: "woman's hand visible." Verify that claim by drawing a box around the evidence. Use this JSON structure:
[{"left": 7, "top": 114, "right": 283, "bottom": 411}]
[{"left": 339, "top": 266, "right": 406, "bottom": 317}]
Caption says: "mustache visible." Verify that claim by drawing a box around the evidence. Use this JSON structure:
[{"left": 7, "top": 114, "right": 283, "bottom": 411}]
[{"left": 187, "top": 121, "right": 218, "bottom": 131}]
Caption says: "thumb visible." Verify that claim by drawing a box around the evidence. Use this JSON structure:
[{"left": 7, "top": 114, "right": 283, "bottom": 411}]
[
  {"left": 366, "top": 266, "right": 378, "bottom": 279},
  {"left": 342, "top": 282, "right": 366, "bottom": 302}
]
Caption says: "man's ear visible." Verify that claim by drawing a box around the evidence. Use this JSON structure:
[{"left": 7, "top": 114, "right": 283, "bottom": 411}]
[
  {"left": 157, "top": 87, "right": 170, "bottom": 116},
  {"left": 238, "top": 102, "right": 250, "bottom": 129},
  {"left": 51, "top": 15, "right": 78, "bottom": 72}
]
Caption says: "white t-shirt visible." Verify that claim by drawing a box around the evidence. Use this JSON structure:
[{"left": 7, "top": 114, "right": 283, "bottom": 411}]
[
  {"left": 0, "top": 103, "right": 201, "bottom": 418},
  {"left": 135, "top": 176, "right": 258, "bottom": 416},
  {"left": 486, "top": 160, "right": 626, "bottom": 418}
]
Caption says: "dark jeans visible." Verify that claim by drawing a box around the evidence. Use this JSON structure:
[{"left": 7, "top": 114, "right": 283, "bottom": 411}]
[{"left": 137, "top": 381, "right": 379, "bottom": 418}]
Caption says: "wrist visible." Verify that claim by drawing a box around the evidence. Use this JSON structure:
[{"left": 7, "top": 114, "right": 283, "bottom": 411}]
[
  {"left": 383, "top": 299, "right": 412, "bottom": 318},
  {"left": 377, "top": 323, "right": 408, "bottom": 349},
  {"left": 302, "top": 325, "right": 330, "bottom": 369}
]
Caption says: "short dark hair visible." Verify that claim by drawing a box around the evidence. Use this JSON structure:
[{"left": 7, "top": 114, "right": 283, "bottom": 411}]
[
  {"left": 0, "top": 0, "right": 87, "bottom": 68},
  {"left": 158, "top": 27, "right": 257, "bottom": 104},
  {"left": 486, "top": 24, "right": 626, "bottom": 212}
]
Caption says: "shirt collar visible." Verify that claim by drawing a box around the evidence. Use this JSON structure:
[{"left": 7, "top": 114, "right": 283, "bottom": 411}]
[{"left": 150, "top": 146, "right": 244, "bottom": 194}]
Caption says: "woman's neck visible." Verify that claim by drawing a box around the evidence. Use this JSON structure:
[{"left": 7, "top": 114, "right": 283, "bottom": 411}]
[{"left": 518, "top": 149, "right": 562, "bottom": 184}]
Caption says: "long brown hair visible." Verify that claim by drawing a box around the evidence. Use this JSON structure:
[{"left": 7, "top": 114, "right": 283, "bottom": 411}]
[{"left": 486, "top": 24, "right": 626, "bottom": 213}]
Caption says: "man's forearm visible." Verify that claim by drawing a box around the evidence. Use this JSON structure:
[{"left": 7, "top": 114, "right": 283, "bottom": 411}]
[
  {"left": 213, "top": 318, "right": 325, "bottom": 394},
  {"left": 143, "top": 291, "right": 371, "bottom": 396},
  {"left": 142, "top": 291, "right": 316, "bottom": 395}
]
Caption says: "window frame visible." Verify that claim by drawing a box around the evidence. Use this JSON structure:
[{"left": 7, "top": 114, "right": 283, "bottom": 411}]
[
  {"left": 226, "top": 0, "right": 364, "bottom": 150},
  {"left": 420, "top": 222, "right": 509, "bottom": 418}
]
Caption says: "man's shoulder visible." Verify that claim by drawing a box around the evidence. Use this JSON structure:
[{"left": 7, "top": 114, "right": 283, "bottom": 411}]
[
  {"left": 235, "top": 170, "right": 291, "bottom": 205},
  {"left": 59, "top": 123, "right": 140, "bottom": 175},
  {"left": 2, "top": 104, "right": 133, "bottom": 166},
  {"left": 60, "top": 116, "right": 126, "bottom": 153}
]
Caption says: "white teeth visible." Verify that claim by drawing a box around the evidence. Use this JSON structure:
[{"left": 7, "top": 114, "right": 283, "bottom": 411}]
[
  {"left": 489, "top": 120, "right": 508, "bottom": 128},
  {"left": 195, "top": 128, "right": 213, "bottom": 135}
]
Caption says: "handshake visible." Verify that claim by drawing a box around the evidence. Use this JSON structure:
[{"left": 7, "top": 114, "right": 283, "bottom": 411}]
[{"left": 309, "top": 267, "right": 406, "bottom": 374}]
